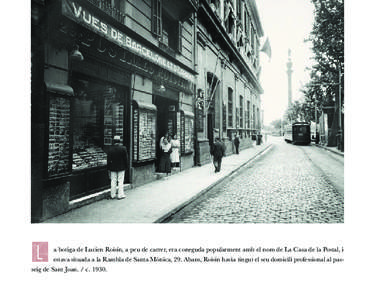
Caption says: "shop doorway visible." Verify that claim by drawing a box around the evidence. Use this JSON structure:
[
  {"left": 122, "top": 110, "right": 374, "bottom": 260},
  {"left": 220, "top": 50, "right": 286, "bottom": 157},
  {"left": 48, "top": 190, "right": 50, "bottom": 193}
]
[
  {"left": 154, "top": 96, "right": 178, "bottom": 171},
  {"left": 206, "top": 72, "right": 220, "bottom": 146},
  {"left": 69, "top": 74, "right": 131, "bottom": 199}
]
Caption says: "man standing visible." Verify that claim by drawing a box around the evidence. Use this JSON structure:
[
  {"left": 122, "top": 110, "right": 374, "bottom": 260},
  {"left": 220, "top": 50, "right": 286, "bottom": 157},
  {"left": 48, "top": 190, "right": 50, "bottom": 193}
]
[
  {"left": 234, "top": 134, "right": 240, "bottom": 154},
  {"left": 210, "top": 137, "right": 225, "bottom": 173},
  {"left": 107, "top": 135, "right": 129, "bottom": 199}
]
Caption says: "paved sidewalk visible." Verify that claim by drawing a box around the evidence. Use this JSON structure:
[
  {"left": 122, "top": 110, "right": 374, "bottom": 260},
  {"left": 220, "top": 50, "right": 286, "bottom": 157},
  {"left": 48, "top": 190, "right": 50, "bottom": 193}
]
[
  {"left": 314, "top": 143, "right": 344, "bottom": 157},
  {"left": 44, "top": 142, "right": 272, "bottom": 223}
]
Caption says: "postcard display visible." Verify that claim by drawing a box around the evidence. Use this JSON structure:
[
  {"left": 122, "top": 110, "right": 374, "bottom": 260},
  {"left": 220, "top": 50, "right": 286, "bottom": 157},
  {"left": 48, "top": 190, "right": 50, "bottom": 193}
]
[
  {"left": 48, "top": 95, "right": 70, "bottom": 176},
  {"left": 180, "top": 112, "right": 194, "bottom": 154},
  {"left": 103, "top": 87, "right": 124, "bottom": 146},
  {"left": 72, "top": 85, "right": 124, "bottom": 171},
  {"left": 133, "top": 106, "right": 156, "bottom": 162}
]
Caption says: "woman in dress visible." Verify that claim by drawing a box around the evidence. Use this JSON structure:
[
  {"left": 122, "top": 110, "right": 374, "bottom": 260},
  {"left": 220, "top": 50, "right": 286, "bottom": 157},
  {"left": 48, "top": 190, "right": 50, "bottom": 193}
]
[
  {"left": 159, "top": 136, "right": 172, "bottom": 175},
  {"left": 170, "top": 134, "right": 180, "bottom": 169}
]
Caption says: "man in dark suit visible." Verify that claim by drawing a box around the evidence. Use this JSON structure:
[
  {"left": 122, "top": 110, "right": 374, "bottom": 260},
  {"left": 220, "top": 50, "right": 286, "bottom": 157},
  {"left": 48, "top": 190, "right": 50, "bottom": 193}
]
[
  {"left": 107, "top": 135, "right": 129, "bottom": 199},
  {"left": 234, "top": 134, "right": 240, "bottom": 154},
  {"left": 210, "top": 137, "right": 225, "bottom": 173}
]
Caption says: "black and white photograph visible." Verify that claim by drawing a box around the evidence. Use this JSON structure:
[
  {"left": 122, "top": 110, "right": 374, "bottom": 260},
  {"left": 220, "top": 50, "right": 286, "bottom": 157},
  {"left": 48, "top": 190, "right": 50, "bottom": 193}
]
[
  {"left": 3, "top": 0, "right": 375, "bottom": 299},
  {"left": 31, "top": 0, "right": 344, "bottom": 224}
]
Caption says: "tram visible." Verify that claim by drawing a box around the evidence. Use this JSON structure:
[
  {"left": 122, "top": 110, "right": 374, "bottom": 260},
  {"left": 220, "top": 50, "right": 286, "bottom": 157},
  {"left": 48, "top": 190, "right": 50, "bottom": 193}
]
[{"left": 284, "top": 122, "right": 311, "bottom": 145}]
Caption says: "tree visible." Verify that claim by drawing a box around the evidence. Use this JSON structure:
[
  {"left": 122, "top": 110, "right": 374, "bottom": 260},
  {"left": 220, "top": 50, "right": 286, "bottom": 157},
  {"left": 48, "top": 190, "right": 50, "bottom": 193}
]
[
  {"left": 304, "top": 0, "right": 344, "bottom": 110},
  {"left": 270, "top": 118, "right": 288, "bottom": 135},
  {"left": 270, "top": 119, "right": 282, "bottom": 130},
  {"left": 285, "top": 100, "right": 314, "bottom": 123}
]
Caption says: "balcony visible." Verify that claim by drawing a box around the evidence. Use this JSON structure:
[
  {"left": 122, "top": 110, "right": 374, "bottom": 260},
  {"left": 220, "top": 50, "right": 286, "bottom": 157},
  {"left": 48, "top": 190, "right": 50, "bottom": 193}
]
[
  {"left": 164, "top": 0, "right": 198, "bottom": 21},
  {"left": 86, "top": 0, "right": 126, "bottom": 24}
]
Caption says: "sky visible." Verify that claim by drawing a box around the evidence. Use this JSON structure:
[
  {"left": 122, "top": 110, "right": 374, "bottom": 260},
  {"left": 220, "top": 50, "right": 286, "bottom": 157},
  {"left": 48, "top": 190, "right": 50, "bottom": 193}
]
[{"left": 256, "top": 0, "right": 315, "bottom": 125}]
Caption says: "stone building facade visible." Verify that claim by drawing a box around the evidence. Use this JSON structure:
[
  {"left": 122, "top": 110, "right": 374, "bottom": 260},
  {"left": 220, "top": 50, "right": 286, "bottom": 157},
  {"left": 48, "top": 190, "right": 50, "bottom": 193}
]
[
  {"left": 31, "top": 0, "right": 265, "bottom": 222},
  {"left": 194, "top": 0, "right": 264, "bottom": 165}
]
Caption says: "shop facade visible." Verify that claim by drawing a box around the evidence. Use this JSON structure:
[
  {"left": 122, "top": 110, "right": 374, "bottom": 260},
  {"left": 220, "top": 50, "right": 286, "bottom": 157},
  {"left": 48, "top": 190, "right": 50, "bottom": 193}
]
[{"left": 31, "top": 0, "right": 197, "bottom": 222}]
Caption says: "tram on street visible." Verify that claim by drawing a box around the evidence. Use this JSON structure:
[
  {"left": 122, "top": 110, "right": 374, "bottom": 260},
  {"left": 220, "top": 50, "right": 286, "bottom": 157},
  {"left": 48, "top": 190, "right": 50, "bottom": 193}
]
[{"left": 284, "top": 122, "right": 311, "bottom": 145}]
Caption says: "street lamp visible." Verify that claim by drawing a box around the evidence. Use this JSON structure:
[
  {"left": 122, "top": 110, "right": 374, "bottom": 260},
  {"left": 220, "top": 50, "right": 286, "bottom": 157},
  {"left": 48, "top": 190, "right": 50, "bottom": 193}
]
[{"left": 70, "top": 44, "right": 84, "bottom": 61}]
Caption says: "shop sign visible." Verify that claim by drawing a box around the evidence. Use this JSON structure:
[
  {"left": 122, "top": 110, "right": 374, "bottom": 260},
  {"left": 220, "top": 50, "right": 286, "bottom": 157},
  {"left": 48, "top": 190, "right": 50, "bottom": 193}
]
[{"left": 62, "top": 0, "right": 194, "bottom": 82}]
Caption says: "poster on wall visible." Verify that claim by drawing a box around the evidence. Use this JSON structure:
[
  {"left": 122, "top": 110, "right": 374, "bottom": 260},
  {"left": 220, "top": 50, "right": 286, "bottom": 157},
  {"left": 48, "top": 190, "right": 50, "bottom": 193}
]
[
  {"left": 133, "top": 105, "right": 156, "bottom": 162},
  {"left": 180, "top": 111, "right": 194, "bottom": 154},
  {"left": 184, "top": 116, "right": 194, "bottom": 153}
]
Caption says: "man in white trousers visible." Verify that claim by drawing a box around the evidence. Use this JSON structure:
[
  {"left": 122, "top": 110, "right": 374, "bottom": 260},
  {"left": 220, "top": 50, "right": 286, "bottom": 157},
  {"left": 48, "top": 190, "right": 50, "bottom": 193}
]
[{"left": 107, "top": 135, "right": 129, "bottom": 199}]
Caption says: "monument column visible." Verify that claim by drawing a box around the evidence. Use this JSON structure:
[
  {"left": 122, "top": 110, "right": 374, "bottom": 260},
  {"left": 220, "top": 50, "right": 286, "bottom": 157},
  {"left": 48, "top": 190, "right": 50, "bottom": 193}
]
[{"left": 286, "top": 49, "right": 293, "bottom": 108}]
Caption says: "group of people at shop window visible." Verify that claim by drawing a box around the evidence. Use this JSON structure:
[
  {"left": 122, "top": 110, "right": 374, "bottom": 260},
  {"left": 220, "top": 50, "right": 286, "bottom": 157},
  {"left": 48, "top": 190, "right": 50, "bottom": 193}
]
[
  {"left": 106, "top": 133, "right": 181, "bottom": 200},
  {"left": 158, "top": 133, "right": 181, "bottom": 175},
  {"left": 106, "top": 132, "right": 240, "bottom": 199}
]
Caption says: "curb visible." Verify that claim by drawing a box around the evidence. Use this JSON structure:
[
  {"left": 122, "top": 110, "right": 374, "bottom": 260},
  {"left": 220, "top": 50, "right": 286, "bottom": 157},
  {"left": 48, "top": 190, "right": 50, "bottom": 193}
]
[
  {"left": 154, "top": 144, "right": 273, "bottom": 223},
  {"left": 314, "top": 144, "right": 344, "bottom": 157}
]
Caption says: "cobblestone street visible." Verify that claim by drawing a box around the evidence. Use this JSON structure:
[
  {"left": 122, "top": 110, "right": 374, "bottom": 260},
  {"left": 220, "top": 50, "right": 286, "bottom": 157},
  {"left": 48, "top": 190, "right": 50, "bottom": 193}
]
[{"left": 168, "top": 137, "right": 344, "bottom": 223}]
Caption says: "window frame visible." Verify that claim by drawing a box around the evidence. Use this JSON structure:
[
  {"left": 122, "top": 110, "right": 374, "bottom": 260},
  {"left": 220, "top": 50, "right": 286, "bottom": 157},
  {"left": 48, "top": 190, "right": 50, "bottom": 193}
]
[
  {"left": 152, "top": 0, "right": 162, "bottom": 37},
  {"left": 228, "top": 87, "right": 233, "bottom": 128}
]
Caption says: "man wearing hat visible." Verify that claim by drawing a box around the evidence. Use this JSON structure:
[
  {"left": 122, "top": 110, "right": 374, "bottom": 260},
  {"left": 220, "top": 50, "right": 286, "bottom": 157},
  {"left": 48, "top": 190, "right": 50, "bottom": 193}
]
[
  {"left": 210, "top": 137, "right": 225, "bottom": 173},
  {"left": 107, "top": 135, "right": 129, "bottom": 199}
]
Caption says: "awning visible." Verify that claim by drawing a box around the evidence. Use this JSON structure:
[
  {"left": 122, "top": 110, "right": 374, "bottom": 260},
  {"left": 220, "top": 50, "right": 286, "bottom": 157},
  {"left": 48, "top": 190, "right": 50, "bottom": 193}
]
[
  {"left": 45, "top": 81, "right": 74, "bottom": 96},
  {"left": 133, "top": 100, "right": 157, "bottom": 111}
]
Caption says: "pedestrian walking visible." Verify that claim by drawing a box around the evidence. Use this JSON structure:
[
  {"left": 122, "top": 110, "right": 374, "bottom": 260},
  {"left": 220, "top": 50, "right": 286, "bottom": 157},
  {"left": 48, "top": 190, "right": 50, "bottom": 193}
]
[
  {"left": 234, "top": 134, "right": 240, "bottom": 154},
  {"left": 159, "top": 136, "right": 172, "bottom": 175},
  {"left": 107, "top": 135, "right": 129, "bottom": 199},
  {"left": 210, "top": 137, "right": 225, "bottom": 173},
  {"left": 170, "top": 134, "right": 180, "bottom": 169}
]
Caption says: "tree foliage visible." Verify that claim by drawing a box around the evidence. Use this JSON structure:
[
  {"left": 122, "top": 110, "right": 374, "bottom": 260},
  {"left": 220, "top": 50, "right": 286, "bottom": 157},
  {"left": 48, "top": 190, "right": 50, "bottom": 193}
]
[
  {"left": 303, "top": 0, "right": 344, "bottom": 111},
  {"left": 286, "top": 100, "right": 315, "bottom": 124},
  {"left": 285, "top": 0, "right": 344, "bottom": 124}
]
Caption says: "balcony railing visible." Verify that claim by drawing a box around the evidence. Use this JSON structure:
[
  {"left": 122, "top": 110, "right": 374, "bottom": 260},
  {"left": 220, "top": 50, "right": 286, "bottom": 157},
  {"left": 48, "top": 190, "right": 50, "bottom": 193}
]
[{"left": 86, "top": 0, "right": 126, "bottom": 24}]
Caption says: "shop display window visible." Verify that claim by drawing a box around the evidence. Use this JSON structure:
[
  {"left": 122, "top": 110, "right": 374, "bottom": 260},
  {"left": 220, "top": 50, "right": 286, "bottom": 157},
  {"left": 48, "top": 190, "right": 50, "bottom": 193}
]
[
  {"left": 180, "top": 111, "right": 194, "bottom": 154},
  {"left": 71, "top": 78, "right": 126, "bottom": 171},
  {"left": 184, "top": 115, "right": 194, "bottom": 153},
  {"left": 133, "top": 104, "right": 157, "bottom": 162},
  {"left": 47, "top": 95, "right": 70, "bottom": 177}
]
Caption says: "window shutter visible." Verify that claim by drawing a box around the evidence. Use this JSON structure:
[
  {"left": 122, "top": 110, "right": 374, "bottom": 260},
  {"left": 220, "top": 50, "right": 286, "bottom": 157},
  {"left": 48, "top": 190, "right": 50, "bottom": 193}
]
[{"left": 178, "top": 21, "right": 183, "bottom": 53}]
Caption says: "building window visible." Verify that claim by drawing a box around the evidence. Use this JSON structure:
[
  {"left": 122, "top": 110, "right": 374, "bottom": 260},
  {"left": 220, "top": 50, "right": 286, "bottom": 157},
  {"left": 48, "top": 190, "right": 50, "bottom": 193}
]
[
  {"left": 250, "top": 25, "right": 255, "bottom": 54},
  {"left": 236, "top": 107, "right": 240, "bottom": 128},
  {"left": 228, "top": 87, "right": 233, "bottom": 127},
  {"left": 96, "top": 0, "right": 126, "bottom": 23},
  {"left": 112, "top": 0, "right": 126, "bottom": 11},
  {"left": 252, "top": 104, "right": 256, "bottom": 129},
  {"left": 162, "top": 12, "right": 181, "bottom": 52},
  {"left": 253, "top": 36, "right": 259, "bottom": 69},
  {"left": 152, "top": 0, "right": 182, "bottom": 52},
  {"left": 224, "top": 3, "right": 235, "bottom": 37},
  {"left": 237, "top": 0, "right": 242, "bottom": 23},
  {"left": 246, "top": 100, "right": 250, "bottom": 128},
  {"left": 244, "top": 9, "right": 250, "bottom": 36},
  {"left": 208, "top": 0, "right": 221, "bottom": 16},
  {"left": 152, "top": 0, "right": 162, "bottom": 37},
  {"left": 239, "top": 95, "right": 243, "bottom": 128},
  {"left": 223, "top": 100, "right": 227, "bottom": 131}
]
